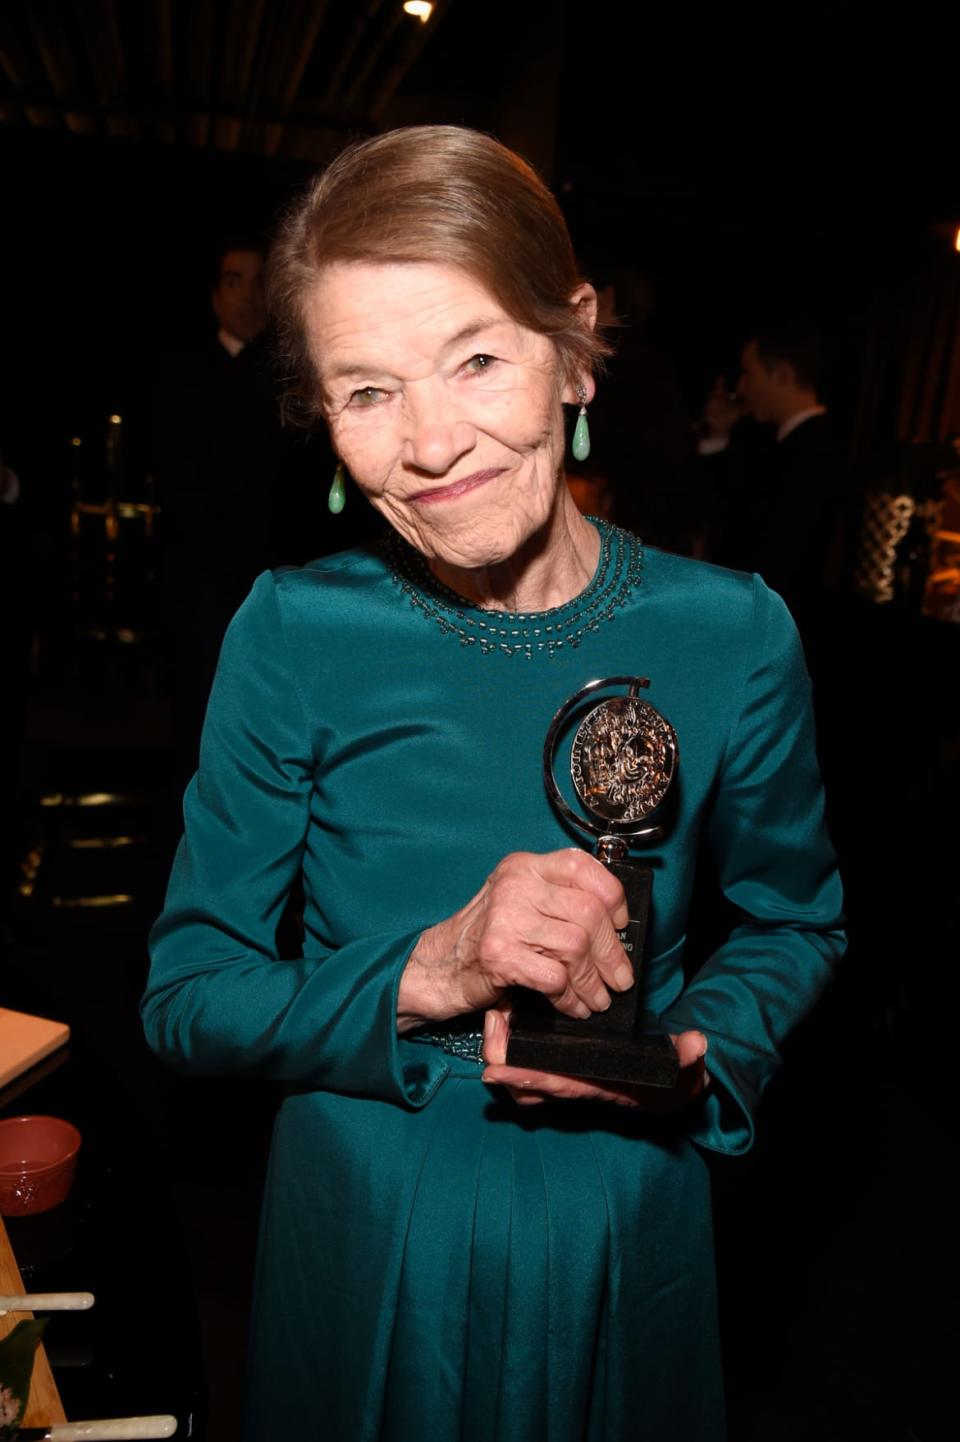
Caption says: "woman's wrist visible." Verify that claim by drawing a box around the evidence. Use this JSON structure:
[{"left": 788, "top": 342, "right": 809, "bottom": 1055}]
[{"left": 397, "top": 917, "right": 469, "bottom": 1033}]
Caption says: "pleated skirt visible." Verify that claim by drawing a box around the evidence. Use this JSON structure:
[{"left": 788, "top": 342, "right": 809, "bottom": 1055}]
[{"left": 244, "top": 1060, "right": 725, "bottom": 1442}]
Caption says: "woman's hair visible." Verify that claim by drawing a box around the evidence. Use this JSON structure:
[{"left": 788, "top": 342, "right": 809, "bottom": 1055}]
[{"left": 266, "top": 125, "right": 609, "bottom": 423}]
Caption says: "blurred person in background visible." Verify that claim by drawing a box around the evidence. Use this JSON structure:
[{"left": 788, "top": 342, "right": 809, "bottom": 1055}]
[
  {"left": 154, "top": 238, "right": 356, "bottom": 789},
  {"left": 698, "top": 323, "right": 844, "bottom": 636},
  {"left": 211, "top": 244, "right": 268, "bottom": 354},
  {"left": 568, "top": 263, "right": 706, "bottom": 555}
]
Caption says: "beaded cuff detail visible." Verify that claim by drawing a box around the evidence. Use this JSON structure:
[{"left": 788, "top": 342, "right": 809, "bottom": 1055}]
[{"left": 409, "top": 1027, "right": 486, "bottom": 1065}]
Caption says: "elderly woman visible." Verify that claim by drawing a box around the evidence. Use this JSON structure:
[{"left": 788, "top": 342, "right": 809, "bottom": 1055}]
[{"left": 142, "top": 127, "right": 845, "bottom": 1441}]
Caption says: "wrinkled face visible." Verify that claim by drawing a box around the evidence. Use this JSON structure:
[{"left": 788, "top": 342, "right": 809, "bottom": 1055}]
[
  {"left": 306, "top": 261, "right": 589, "bottom": 571},
  {"left": 736, "top": 339, "right": 779, "bottom": 423},
  {"left": 211, "top": 249, "right": 267, "bottom": 344}
]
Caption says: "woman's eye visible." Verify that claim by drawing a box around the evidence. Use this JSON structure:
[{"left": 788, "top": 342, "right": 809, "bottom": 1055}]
[
  {"left": 464, "top": 354, "right": 496, "bottom": 374},
  {"left": 349, "top": 386, "right": 388, "bottom": 407}
]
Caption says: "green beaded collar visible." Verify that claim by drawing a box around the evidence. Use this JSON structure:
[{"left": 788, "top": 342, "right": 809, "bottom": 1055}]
[{"left": 384, "top": 518, "right": 644, "bottom": 659}]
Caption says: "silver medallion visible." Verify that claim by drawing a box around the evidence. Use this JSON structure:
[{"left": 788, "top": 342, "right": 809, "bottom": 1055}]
[
  {"left": 571, "top": 695, "right": 677, "bottom": 824},
  {"left": 542, "top": 676, "right": 678, "bottom": 842}
]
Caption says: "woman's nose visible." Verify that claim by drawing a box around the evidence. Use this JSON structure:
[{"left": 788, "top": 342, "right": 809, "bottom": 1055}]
[{"left": 401, "top": 385, "right": 476, "bottom": 474}]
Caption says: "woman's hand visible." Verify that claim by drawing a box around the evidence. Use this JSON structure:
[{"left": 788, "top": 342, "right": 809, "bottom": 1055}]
[
  {"left": 481, "top": 1003, "right": 710, "bottom": 1112},
  {"left": 397, "top": 849, "right": 633, "bottom": 1032}
]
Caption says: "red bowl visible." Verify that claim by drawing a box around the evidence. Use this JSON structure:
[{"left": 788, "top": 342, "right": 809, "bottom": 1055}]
[{"left": 0, "top": 1115, "right": 82, "bottom": 1216}]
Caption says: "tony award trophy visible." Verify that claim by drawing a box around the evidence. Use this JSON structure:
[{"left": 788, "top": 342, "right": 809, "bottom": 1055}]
[{"left": 506, "top": 677, "right": 680, "bottom": 1088}]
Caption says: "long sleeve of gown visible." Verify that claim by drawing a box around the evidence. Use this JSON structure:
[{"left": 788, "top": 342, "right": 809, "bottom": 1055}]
[
  {"left": 662, "top": 575, "right": 846, "bottom": 1154},
  {"left": 141, "top": 572, "right": 450, "bottom": 1107}
]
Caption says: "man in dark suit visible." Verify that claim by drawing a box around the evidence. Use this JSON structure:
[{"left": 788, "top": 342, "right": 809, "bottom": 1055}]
[
  {"left": 699, "top": 324, "right": 843, "bottom": 633},
  {"left": 156, "top": 240, "right": 349, "bottom": 789}
]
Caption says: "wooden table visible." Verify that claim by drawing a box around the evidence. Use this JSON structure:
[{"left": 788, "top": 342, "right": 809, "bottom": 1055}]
[
  {"left": 0, "top": 1216, "right": 67, "bottom": 1426},
  {"left": 0, "top": 1008, "right": 70, "bottom": 1090}
]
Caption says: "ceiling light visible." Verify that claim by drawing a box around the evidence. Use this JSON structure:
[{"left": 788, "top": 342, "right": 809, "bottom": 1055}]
[{"left": 403, "top": 1, "right": 434, "bottom": 22}]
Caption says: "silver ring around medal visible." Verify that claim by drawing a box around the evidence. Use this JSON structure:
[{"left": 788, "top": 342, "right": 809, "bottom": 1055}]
[{"left": 571, "top": 695, "right": 677, "bottom": 824}]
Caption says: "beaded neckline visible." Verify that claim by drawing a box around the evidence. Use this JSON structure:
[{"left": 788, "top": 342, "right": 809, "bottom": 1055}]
[{"left": 385, "top": 518, "right": 644, "bottom": 659}]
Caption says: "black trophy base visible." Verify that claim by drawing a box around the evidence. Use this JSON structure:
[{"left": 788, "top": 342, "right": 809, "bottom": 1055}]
[{"left": 507, "top": 1013, "right": 680, "bottom": 1089}]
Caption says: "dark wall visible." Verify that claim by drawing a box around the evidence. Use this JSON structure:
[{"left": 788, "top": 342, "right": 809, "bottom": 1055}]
[
  {"left": 1, "top": 127, "right": 313, "bottom": 488},
  {"left": 0, "top": 92, "right": 953, "bottom": 500}
]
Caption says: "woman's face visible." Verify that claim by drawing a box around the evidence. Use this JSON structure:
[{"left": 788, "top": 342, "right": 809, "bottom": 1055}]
[{"left": 305, "top": 261, "right": 593, "bottom": 572}]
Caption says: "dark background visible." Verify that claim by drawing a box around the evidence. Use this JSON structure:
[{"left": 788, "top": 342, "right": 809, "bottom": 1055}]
[
  {"left": 1, "top": 3, "right": 958, "bottom": 1440},
  {"left": 2, "top": 2, "right": 957, "bottom": 472}
]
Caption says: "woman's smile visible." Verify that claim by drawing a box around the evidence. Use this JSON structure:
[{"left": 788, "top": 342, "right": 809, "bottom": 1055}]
[
  {"left": 304, "top": 259, "right": 599, "bottom": 610},
  {"left": 409, "top": 466, "right": 507, "bottom": 504}
]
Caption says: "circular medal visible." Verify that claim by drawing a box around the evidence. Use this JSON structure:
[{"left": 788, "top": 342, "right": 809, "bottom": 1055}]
[
  {"left": 543, "top": 676, "right": 678, "bottom": 841},
  {"left": 571, "top": 695, "right": 677, "bottom": 823}
]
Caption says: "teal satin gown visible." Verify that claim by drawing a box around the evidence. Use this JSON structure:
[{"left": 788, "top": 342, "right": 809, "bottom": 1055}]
[{"left": 142, "top": 522, "right": 845, "bottom": 1440}]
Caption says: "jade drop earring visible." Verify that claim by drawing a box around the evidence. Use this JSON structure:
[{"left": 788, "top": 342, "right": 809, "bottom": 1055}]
[
  {"left": 572, "top": 383, "right": 591, "bottom": 462},
  {"left": 328, "top": 461, "right": 346, "bottom": 515}
]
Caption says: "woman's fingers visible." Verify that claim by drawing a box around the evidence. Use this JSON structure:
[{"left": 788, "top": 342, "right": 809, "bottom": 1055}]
[
  {"left": 668, "top": 1030, "right": 711, "bottom": 1099},
  {"left": 530, "top": 850, "right": 629, "bottom": 931},
  {"left": 479, "top": 852, "right": 632, "bottom": 1016},
  {"left": 500, "top": 914, "right": 610, "bottom": 1015},
  {"left": 482, "top": 1005, "right": 609, "bottom": 1105},
  {"left": 482, "top": 1026, "right": 712, "bottom": 1113},
  {"left": 477, "top": 929, "right": 590, "bottom": 1020},
  {"left": 483, "top": 1003, "right": 639, "bottom": 1104},
  {"left": 402, "top": 849, "right": 632, "bottom": 1027},
  {"left": 530, "top": 880, "right": 633, "bottom": 996},
  {"left": 671, "top": 1029, "right": 708, "bottom": 1069},
  {"left": 483, "top": 1061, "right": 644, "bottom": 1107},
  {"left": 482, "top": 1004, "right": 510, "bottom": 1066}
]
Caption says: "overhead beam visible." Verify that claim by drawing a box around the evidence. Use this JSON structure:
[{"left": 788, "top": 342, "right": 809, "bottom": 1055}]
[
  {"left": 369, "top": 0, "right": 451, "bottom": 123},
  {"left": 82, "top": 0, "right": 131, "bottom": 137},
  {"left": 320, "top": 0, "right": 384, "bottom": 110},
  {"left": 244, "top": 0, "right": 329, "bottom": 156},
  {"left": 341, "top": 2, "right": 400, "bottom": 110},
  {"left": 23, "top": 0, "right": 87, "bottom": 131},
  {"left": 0, "top": 92, "right": 358, "bottom": 153},
  {"left": 185, "top": 0, "right": 217, "bottom": 146},
  {"left": 0, "top": 12, "right": 79, "bottom": 130},
  {"left": 216, "top": 0, "right": 268, "bottom": 150},
  {"left": 148, "top": 0, "right": 175, "bottom": 142}
]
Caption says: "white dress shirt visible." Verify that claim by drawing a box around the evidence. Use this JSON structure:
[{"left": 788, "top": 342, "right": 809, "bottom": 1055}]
[
  {"left": 776, "top": 406, "right": 827, "bottom": 442},
  {"left": 218, "top": 328, "right": 246, "bottom": 358}
]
